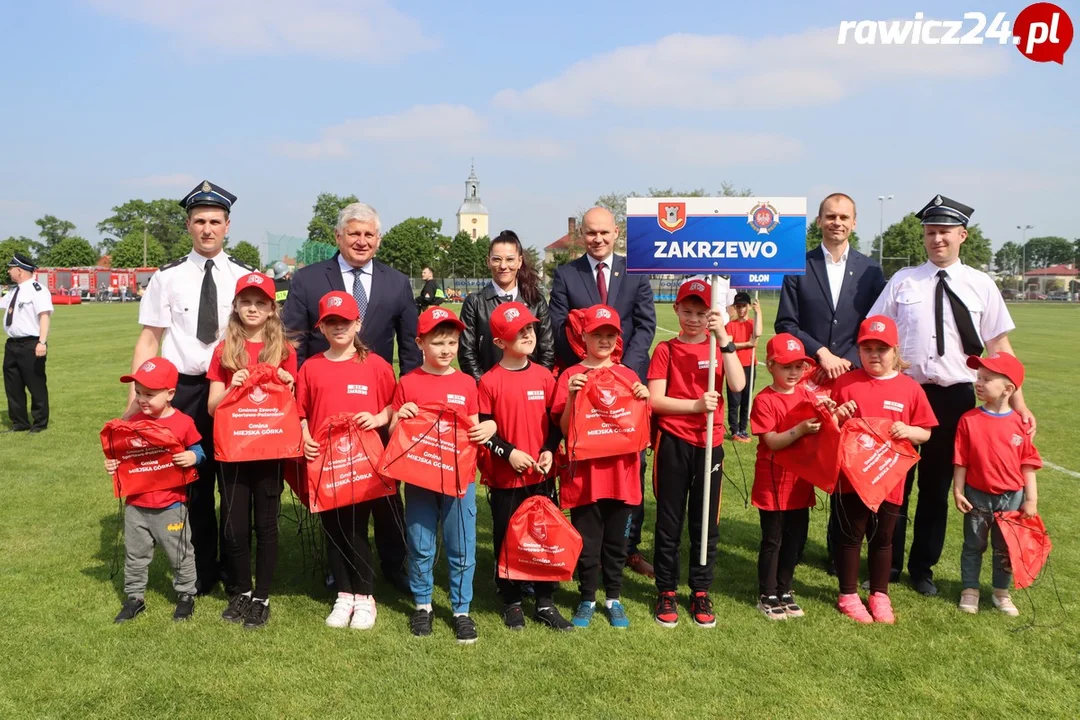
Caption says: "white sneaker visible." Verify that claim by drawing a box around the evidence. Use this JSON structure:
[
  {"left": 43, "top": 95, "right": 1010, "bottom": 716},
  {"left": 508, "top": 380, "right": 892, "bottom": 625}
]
[
  {"left": 958, "top": 589, "right": 980, "bottom": 614},
  {"left": 326, "top": 593, "right": 355, "bottom": 628},
  {"left": 992, "top": 590, "right": 1020, "bottom": 617},
  {"left": 350, "top": 595, "right": 377, "bottom": 630}
]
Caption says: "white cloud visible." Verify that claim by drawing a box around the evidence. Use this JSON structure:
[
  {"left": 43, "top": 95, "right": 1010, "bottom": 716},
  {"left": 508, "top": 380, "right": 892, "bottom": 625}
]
[
  {"left": 605, "top": 128, "right": 803, "bottom": 167},
  {"left": 124, "top": 173, "right": 199, "bottom": 188},
  {"left": 276, "top": 104, "right": 568, "bottom": 160},
  {"left": 85, "top": 0, "right": 435, "bottom": 61},
  {"left": 493, "top": 29, "right": 1008, "bottom": 116}
]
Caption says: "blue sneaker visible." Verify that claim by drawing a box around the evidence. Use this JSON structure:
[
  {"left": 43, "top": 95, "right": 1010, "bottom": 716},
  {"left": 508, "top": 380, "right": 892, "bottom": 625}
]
[
  {"left": 571, "top": 601, "right": 595, "bottom": 628},
  {"left": 607, "top": 600, "right": 630, "bottom": 629}
]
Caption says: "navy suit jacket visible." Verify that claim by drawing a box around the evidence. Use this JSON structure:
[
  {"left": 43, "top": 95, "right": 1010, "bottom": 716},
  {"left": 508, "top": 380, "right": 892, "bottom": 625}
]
[
  {"left": 774, "top": 246, "right": 886, "bottom": 366},
  {"left": 282, "top": 255, "right": 422, "bottom": 374},
  {"left": 548, "top": 253, "right": 657, "bottom": 380}
]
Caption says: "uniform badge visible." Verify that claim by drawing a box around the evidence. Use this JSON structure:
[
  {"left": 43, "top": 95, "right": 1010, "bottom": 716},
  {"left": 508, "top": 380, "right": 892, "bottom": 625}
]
[
  {"left": 657, "top": 202, "right": 686, "bottom": 233},
  {"left": 202, "top": 181, "right": 212, "bottom": 192},
  {"left": 747, "top": 202, "right": 780, "bottom": 235},
  {"left": 933, "top": 195, "right": 943, "bottom": 206}
]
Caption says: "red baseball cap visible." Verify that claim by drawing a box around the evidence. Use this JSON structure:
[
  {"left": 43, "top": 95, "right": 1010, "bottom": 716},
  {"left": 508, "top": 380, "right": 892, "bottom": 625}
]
[
  {"left": 858, "top": 315, "right": 899, "bottom": 346},
  {"left": 120, "top": 357, "right": 179, "bottom": 390},
  {"left": 418, "top": 306, "right": 466, "bottom": 336},
  {"left": 489, "top": 301, "right": 538, "bottom": 342},
  {"left": 675, "top": 279, "right": 711, "bottom": 306},
  {"left": 234, "top": 272, "right": 275, "bottom": 302},
  {"left": 767, "top": 333, "right": 814, "bottom": 365},
  {"left": 968, "top": 352, "right": 1025, "bottom": 388},
  {"left": 581, "top": 304, "right": 621, "bottom": 333},
  {"left": 318, "top": 291, "right": 359, "bottom": 324}
]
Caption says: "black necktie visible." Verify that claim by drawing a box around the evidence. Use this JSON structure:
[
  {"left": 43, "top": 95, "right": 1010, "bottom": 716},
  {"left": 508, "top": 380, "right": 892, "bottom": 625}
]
[
  {"left": 196, "top": 259, "right": 218, "bottom": 344},
  {"left": 4, "top": 286, "right": 18, "bottom": 328},
  {"left": 935, "top": 269, "right": 983, "bottom": 357},
  {"left": 500, "top": 294, "right": 512, "bottom": 302}
]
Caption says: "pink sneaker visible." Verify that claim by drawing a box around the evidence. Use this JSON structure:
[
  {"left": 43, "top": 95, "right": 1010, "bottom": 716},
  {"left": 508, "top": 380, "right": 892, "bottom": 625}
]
[
  {"left": 837, "top": 593, "right": 873, "bottom": 624},
  {"left": 868, "top": 592, "right": 896, "bottom": 624}
]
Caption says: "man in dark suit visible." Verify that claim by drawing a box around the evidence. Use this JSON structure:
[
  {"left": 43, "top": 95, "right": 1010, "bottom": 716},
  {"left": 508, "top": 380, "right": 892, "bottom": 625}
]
[
  {"left": 549, "top": 206, "right": 657, "bottom": 577},
  {"left": 282, "top": 201, "right": 419, "bottom": 593}
]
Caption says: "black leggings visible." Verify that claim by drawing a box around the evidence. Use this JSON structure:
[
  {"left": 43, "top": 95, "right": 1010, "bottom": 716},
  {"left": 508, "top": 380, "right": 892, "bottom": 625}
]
[
  {"left": 221, "top": 461, "right": 282, "bottom": 599},
  {"left": 757, "top": 508, "right": 809, "bottom": 597},
  {"left": 489, "top": 479, "right": 557, "bottom": 606},
  {"left": 835, "top": 492, "right": 900, "bottom": 595},
  {"left": 321, "top": 502, "right": 376, "bottom": 596},
  {"left": 571, "top": 499, "right": 632, "bottom": 602}
]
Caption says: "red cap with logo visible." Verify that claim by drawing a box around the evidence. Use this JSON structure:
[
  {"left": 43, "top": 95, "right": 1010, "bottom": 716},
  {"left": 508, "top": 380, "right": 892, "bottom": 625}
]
[
  {"left": 675, "top": 279, "right": 711, "bottom": 306},
  {"left": 581, "top": 304, "right": 621, "bottom": 333},
  {"left": 318, "top": 291, "right": 359, "bottom": 323},
  {"left": 858, "top": 315, "right": 899, "bottom": 346},
  {"left": 418, "top": 306, "right": 466, "bottom": 336},
  {"left": 967, "top": 352, "right": 1025, "bottom": 388},
  {"left": 120, "top": 357, "right": 179, "bottom": 390},
  {"left": 234, "top": 272, "right": 275, "bottom": 302},
  {"left": 767, "top": 333, "right": 814, "bottom": 365},
  {"left": 489, "top": 301, "right": 538, "bottom": 342}
]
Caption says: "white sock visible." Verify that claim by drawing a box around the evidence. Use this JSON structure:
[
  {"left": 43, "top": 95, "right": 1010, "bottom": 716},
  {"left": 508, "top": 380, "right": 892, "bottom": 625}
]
[
  {"left": 241, "top": 591, "right": 252, "bottom": 598},
  {"left": 582, "top": 600, "right": 596, "bottom": 608},
  {"left": 605, "top": 598, "right": 619, "bottom": 609},
  {"left": 453, "top": 612, "right": 469, "bottom": 618},
  {"left": 417, "top": 603, "right": 432, "bottom": 612},
  {"left": 254, "top": 597, "right": 268, "bottom": 606}
]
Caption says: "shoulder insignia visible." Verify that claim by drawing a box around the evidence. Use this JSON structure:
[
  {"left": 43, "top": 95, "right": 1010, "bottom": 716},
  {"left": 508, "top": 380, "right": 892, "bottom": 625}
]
[
  {"left": 159, "top": 258, "right": 185, "bottom": 271},
  {"left": 32, "top": 282, "right": 42, "bottom": 291},
  {"left": 229, "top": 256, "right": 256, "bottom": 272}
]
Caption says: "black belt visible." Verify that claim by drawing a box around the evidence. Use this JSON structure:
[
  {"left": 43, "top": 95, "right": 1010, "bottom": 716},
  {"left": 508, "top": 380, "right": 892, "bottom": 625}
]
[
  {"left": 178, "top": 372, "right": 210, "bottom": 385},
  {"left": 5, "top": 335, "right": 39, "bottom": 344}
]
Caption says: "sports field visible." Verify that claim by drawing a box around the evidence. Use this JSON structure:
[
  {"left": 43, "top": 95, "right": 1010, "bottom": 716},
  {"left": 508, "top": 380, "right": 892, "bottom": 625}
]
[{"left": 1, "top": 299, "right": 1077, "bottom": 718}]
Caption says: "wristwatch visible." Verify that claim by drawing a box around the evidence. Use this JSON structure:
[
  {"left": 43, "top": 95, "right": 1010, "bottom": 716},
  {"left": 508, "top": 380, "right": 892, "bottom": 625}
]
[
  {"left": 38, "top": 340, "right": 47, "bottom": 346},
  {"left": 720, "top": 341, "right": 736, "bottom": 354}
]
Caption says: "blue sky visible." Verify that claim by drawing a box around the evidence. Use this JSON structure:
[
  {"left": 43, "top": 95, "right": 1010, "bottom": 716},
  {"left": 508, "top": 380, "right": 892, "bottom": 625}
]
[{"left": 1, "top": 0, "right": 1076, "bottom": 261}]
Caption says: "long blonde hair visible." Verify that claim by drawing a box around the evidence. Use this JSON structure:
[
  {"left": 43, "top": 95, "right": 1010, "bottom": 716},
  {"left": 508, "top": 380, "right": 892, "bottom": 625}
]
[{"left": 220, "top": 296, "right": 292, "bottom": 372}]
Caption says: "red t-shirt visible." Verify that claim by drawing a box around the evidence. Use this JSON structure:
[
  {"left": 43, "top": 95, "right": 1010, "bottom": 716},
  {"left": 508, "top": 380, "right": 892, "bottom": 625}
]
[
  {"left": 393, "top": 368, "right": 479, "bottom": 417},
  {"left": 832, "top": 369, "right": 939, "bottom": 505},
  {"left": 206, "top": 340, "right": 298, "bottom": 386},
  {"left": 749, "top": 386, "right": 818, "bottom": 511},
  {"left": 126, "top": 409, "right": 202, "bottom": 509},
  {"left": 295, "top": 352, "right": 396, "bottom": 434},
  {"left": 725, "top": 318, "right": 756, "bottom": 366},
  {"left": 954, "top": 408, "right": 1042, "bottom": 494},
  {"left": 478, "top": 362, "right": 556, "bottom": 489},
  {"left": 647, "top": 338, "right": 727, "bottom": 447},
  {"left": 551, "top": 362, "right": 643, "bottom": 508}
]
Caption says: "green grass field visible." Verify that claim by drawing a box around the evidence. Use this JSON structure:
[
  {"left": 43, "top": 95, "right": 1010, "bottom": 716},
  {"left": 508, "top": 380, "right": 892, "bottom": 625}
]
[{"left": 2, "top": 300, "right": 1078, "bottom": 718}]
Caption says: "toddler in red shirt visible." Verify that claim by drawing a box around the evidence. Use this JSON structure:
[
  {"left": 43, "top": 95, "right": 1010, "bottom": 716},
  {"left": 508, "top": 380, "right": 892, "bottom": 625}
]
[
  {"left": 953, "top": 352, "right": 1041, "bottom": 616},
  {"left": 724, "top": 291, "right": 762, "bottom": 441}
]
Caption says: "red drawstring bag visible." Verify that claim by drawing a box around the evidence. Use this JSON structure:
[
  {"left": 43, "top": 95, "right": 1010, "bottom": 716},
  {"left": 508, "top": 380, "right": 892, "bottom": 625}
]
[
  {"left": 305, "top": 413, "right": 394, "bottom": 512},
  {"left": 771, "top": 399, "right": 842, "bottom": 493},
  {"left": 566, "top": 308, "right": 623, "bottom": 364},
  {"left": 477, "top": 446, "right": 546, "bottom": 488},
  {"left": 100, "top": 419, "right": 197, "bottom": 498},
  {"left": 497, "top": 495, "right": 583, "bottom": 582},
  {"left": 214, "top": 362, "right": 303, "bottom": 462},
  {"left": 378, "top": 404, "right": 478, "bottom": 497},
  {"left": 995, "top": 511, "right": 1052, "bottom": 589},
  {"left": 838, "top": 417, "right": 919, "bottom": 512},
  {"left": 798, "top": 368, "right": 834, "bottom": 399},
  {"left": 567, "top": 367, "right": 650, "bottom": 461}
]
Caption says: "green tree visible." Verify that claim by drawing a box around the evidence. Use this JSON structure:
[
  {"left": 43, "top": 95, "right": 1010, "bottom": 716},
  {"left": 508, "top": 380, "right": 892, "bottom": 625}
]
[
  {"left": 444, "top": 230, "right": 476, "bottom": 279},
  {"left": 1023, "top": 236, "right": 1073, "bottom": 268},
  {"left": 378, "top": 217, "right": 445, "bottom": 276},
  {"left": 41, "top": 236, "right": 98, "bottom": 267},
  {"left": 471, "top": 235, "right": 492, "bottom": 278},
  {"left": 33, "top": 214, "right": 76, "bottom": 256},
  {"left": 0, "top": 236, "right": 33, "bottom": 264},
  {"left": 307, "top": 192, "right": 359, "bottom": 247},
  {"left": 960, "top": 225, "right": 992, "bottom": 269},
  {"left": 543, "top": 251, "right": 574, "bottom": 280},
  {"left": 97, "top": 199, "right": 189, "bottom": 261},
  {"left": 110, "top": 232, "right": 166, "bottom": 268},
  {"left": 229, "top": 241, "right": 262, "bottom": 268},
  {"left": 805, "top": 222, "right": 860, "bottom": 252},
  {"left": 296, "top": 239, "right": 337, "bottom": 267},
  {"left": 994, "top": 241, "right": 1023, "bottom": 275},
  {"left": 524, "top": 246, "right": 540, "bottom": 273},
  {"left": 870, "top": 213, "right": 925, "bottom": 270}
]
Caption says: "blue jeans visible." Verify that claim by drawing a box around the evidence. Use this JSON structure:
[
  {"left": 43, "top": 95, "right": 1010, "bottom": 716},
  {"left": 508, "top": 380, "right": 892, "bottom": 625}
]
[
  {"left": 960, "top": 485, "right": 1024, "bottom": 590},
  {"left": 405, "top": 482, "right": 477, "bottom": 613}
]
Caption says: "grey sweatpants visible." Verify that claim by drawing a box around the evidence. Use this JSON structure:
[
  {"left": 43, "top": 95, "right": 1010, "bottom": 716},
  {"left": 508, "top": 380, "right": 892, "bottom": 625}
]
[{"left": 124, "top": 503, "right": 197, "bottom": 599}]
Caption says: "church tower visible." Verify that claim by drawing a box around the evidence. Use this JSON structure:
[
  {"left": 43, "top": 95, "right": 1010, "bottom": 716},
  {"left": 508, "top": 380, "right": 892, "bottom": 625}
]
[{"left": 456, "top": 162, "right": 489, "bottom": 240}]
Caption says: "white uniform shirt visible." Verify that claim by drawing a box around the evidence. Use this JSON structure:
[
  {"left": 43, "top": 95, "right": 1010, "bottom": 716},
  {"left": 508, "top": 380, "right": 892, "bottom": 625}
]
[
  {"left": 138, "top": 250, "right": 255, "bottom": 375},
  {"left": 822, "top": 244, "right": 849, "bottom": 308},
  {"left": 337, "top": 254, "right": 372, "bottom": 302},
  {"left": 587, "top": 252, "right": 613, "bottom": 294},
  {"left": 869, "top": 260, "right": 1014, "bottom": 386},
  {"left": 488, "top": 280, "right": 518, "bottom": 301},
  {"left": 1, "top": 277, "right": 54, "bottom": 339}
]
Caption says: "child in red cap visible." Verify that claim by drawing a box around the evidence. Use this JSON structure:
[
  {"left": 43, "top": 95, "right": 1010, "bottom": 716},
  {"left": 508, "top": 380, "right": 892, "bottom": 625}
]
[
  {"left": 831, "top": 315, "right": 938, "bottom": 624},
  {"left": 107, "top": 357, "right": 203, "bottom": 623},
  {"left": 724, "top": 291, "right": 762, "bottom": 441},
  {"left": 748, "top": 333, "right": 822, "bottom": 621},
  {"left": 953, "top": 352, "right": 1041, "bottom": 616}
]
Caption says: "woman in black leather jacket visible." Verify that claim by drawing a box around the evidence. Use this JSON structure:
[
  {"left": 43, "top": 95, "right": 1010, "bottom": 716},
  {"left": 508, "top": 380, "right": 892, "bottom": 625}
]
[{"left": 459, "top": 230, "right": 555, "bottom": 380}]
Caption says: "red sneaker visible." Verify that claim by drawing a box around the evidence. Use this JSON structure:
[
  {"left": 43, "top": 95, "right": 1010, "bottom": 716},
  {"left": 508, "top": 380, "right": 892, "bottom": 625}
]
[
  {"left": 690, "top": 591, "right": 716, "bottom": 628},
  {"left": 654, "top": 591, "right": 678, "bottom": 628}
]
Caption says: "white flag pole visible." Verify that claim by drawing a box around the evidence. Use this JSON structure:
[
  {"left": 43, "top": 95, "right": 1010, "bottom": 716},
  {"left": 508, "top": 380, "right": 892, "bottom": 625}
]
[
  {"left": 699, "top": 277, "right": 723, "bottom": 565},
  {"left": 745, "top": 290, "right": 759, "bottom": 420}
]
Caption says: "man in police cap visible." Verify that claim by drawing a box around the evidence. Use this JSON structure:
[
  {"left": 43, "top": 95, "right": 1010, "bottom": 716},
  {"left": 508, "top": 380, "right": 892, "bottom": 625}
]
[
  {"left": 869, "top": 194, "right": 1036, "bottom": 596},
  {"left": 127, "top": 180, "right": 258, "bottom": 595},
  {"left": 2, "top": 253, "right": 53, "bottom": 433}
]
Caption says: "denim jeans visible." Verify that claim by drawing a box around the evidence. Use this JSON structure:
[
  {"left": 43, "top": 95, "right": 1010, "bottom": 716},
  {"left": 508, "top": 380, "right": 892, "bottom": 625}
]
[
  {"left": 960, "top": 485, "right": 1024, "bottom": 590},
  {"left": 405, "top": 482, "right": 477, "bottom": 613}
]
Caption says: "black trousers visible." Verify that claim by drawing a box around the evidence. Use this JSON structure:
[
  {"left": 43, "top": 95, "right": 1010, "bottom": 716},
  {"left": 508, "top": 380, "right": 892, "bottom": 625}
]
[
  {"left": 489, "top": 479, "right": 557, "bottom": 606},
  {"left": 758, "top": 508, "right": 809, "bottom": 597},
  {"left": 322, "top": 501, "right": 376, "bottom": 596},
  {"left": 571, "top": 499, "right": 632, "bottom": 602},
  {"left": 372, "top": 488, "right": 407, "bottom": 576},
  {"left": 893, "top": 382, "right": 975, "bottom": 581},
  {"left": 220, "top": 461, "right": 283, "bottom": 599},
  {"left": 836, "top": 494, "right": 900, "bottom": 595},
  {"left": 652, "top": 432, "right": 723, "bottom": 593},
  {"left": 172, "top": 374, "right": 223, "bottom": 593},
  {"left": 726, "top": 364, "right": 752, "bottom": 435},
  {"left": 3, "top": 336, "right": 48, "bottom": 430}
]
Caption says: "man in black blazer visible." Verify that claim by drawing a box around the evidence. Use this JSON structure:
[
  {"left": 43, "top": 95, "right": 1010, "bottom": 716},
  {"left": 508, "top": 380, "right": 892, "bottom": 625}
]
[
  {"left": 549, "top": 207, "right": 657, "bottom": 577},
  {"left": 282, "top": 201, "right": 419, "bottom": 593}
]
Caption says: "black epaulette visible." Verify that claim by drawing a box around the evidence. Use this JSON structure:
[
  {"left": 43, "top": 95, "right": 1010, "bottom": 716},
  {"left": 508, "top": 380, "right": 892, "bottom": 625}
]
[
  {"left": 159, "top": 258, "right": 185, "bottom": 271},
  {"left": 229, "top": 256, "right": 257, "bottom": 272},
  {"left": 32, "top": 281, "right": 42, "bottom": 291}
]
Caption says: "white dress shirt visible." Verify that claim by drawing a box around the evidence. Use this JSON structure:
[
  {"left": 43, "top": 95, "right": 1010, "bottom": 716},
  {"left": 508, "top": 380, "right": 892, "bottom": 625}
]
[
  {"left": 869, "top": 259, "right": 1014, "bottom": 386},
  {"left": 338, "top": 254, "right": 372, "bottom": 302},
  {"left": 822, "top": 244, "right": 849, "bottom": 308},
  {"left": 138, "top": 250, "right": 255, "bottom": 375},
  {"left": 587, "top": 253, "right": 613, "bottom": 297},
  {"left": 489, "top": 281, "right": 518, "bottom": 301},
  {"left": 1, "top": 276, "right": 53, "bottom": 339}
]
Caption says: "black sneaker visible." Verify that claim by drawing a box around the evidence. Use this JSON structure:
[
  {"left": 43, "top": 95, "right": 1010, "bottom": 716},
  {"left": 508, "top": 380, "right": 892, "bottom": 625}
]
[
  {"left": 534, "top": 605, "right": 574, "bottom": 632},
  {"left": 114, "top": 597, "right": 145, "bottom": 623},
  {"left": 453, "top": 614, "right": 478, "bottom": 644},
  {"left": 410, "top": 608, "right": 433, "bottom": 637},
  {"left": 779, "top": 592, "right": 804, "bottom": 618},
  {"left": 690, "top": 591, "right": 717, "bottom": 628},
  {"left": 222, "top": 594, "right": 252, "bottom": 623},
  {"left": 243, "top": 599, "right": 270, "bottom": 630},
  {"left": 173, "top": 594, "right": 195, "bottom": 622},
  {"left": 757, "top": 594, "right": 787, "bottom": 621},
  {"left": 654, "top": 591, "right": 679, "bottom": 628},
  {"left": 502, "top": 603, "right": 526, "bottom": 631}
]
